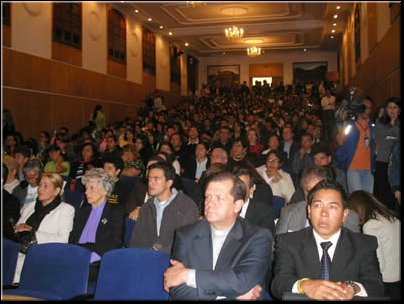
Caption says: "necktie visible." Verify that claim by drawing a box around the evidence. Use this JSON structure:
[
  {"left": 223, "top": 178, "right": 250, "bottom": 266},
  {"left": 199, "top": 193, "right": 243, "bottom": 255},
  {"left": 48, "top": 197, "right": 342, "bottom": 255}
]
[{"left": 320, "top": 241, "right": 332, "bottom": 280}]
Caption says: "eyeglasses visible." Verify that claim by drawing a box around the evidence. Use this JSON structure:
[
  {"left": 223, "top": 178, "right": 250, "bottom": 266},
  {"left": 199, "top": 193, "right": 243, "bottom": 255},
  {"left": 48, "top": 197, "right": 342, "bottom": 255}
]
[{"left": 267, "top": 159, "right": 280, "bottom": 163}]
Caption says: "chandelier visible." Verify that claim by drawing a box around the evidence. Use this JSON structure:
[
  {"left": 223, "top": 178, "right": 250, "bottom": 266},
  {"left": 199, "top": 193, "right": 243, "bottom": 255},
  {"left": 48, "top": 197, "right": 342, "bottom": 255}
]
[
  {"left": 186, "top": 1, "right": 206, "bottom": 7},
  {"left": 225, "top": 25, "right": 244, "bottom": 40},
  {"left": 247, "top": 46, "right": 261, "bottom": 57}
]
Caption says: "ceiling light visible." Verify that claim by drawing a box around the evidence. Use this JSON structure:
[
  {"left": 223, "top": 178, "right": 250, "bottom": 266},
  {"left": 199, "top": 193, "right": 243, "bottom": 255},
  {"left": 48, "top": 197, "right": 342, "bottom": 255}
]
[
  {"left": 148, "top": 18, "right": 152, "bottom": 22},
  {"left": 333, "top": 23, "right": 337, "bottom": 26},
  {"left": 159, "top": 25, "right": 164, "bottom": 29},
  {"left": 303, "top": 48, "right": 307, "bottom": 52},
  {"left": 247, "top": 46, "right": 261, "bottom": 57},
  {"left": 330, "top": 36, "right": 335, "bottom": 39},
  {"left": 185, "top": 42, "right": 189, "bottom": 47},
  {"left": 134, "top": 9, "right": 139, "bottom": 13},
  {"left": 225, "top": 26, "right": 244, "bottom": 40},
  {"left": 186, "top": 1, "right": 206, "bottom": 7},
  {"left": 331, "top": 29, "right": 336, "bottom": 33},
  {"left": 333, "top": 14, "right": 338, "bottom": 19},
  {"left": 336, "top": 6, "right": 341, "bottom": 10},
  {"left": 168, "top": 32, "right": 173, "bottom": 36}
]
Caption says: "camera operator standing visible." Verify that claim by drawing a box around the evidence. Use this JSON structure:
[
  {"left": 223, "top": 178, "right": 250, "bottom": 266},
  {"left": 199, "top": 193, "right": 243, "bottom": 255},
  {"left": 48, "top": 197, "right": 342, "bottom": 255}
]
[{"left": 333, "top": 95, "right": 376, "bottom": 194}]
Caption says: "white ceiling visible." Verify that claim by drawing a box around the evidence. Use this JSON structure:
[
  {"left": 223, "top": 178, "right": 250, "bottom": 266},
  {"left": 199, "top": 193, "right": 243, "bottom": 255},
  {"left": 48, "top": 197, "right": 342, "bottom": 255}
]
[{"left": 115, "top": 1, "right": 353, "bottom": 57}]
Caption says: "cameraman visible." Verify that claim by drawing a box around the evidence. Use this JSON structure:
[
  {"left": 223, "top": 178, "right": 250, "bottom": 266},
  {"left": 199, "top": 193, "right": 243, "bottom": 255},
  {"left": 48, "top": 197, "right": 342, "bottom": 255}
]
[{"left": 333, "top": 96, "right": 376, "bottom": 194}]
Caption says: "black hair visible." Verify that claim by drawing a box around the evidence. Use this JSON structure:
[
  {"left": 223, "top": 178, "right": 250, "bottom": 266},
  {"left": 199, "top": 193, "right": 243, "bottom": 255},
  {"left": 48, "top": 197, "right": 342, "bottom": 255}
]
[
  {"left": 307, "top": 178, "right": 348, "bottom": 209},
  {"left": 147, "top": 161, "right": 176, "bottom": 184}
]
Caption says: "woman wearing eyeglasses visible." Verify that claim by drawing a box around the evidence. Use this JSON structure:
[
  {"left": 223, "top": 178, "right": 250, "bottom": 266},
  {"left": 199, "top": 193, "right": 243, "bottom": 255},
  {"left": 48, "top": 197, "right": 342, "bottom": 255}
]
[{"left": 257, "top": 150, "right": 295, "bottom": 204}]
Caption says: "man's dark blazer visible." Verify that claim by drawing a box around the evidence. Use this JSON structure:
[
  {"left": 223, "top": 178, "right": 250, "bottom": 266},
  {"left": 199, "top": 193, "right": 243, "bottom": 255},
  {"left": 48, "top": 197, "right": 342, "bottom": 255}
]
[
  {"left": 244, "top": 199, "right": 276, "bottom": 237},
  {"left": 69, "top": 201, "right": 125, "bottom": 256},
  {"left": 271, "top": 226, "right": 384, "bottom": 300},
  {"left": 169, "top": 217, "right": 273, "bottom": 300}
]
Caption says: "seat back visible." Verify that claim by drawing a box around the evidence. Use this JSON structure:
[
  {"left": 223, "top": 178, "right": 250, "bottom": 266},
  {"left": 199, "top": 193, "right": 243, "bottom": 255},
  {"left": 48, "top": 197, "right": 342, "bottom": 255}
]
[
  {"left": 94, "top": 248, "right": 169, "bottom": 300},
  {"left": 18, "top": 243, "right": 91, "bottom": 299},
  {"left": 3, "top": 239, "right": 20, "bottom": 286},
  {"left": 63, "top": 189, "right": 84, "bottom": 210},
  {"left": 123, "top": 217, "right": 137, "bottom": 247},
  {"left": 272, "top": 195, "right": 286, "bottom": 218}
]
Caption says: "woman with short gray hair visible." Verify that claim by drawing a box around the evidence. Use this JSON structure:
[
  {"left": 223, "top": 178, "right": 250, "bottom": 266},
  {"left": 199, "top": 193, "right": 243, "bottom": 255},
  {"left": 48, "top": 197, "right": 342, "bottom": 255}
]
[{"left": 69, "top": 168, "right": 125, "bottom": 283}]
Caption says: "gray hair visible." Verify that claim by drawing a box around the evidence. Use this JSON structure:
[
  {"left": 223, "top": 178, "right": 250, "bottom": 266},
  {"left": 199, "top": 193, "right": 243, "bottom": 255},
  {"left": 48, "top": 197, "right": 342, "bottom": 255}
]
[
  {"left": 22, "top": 159, "right": 43, "bottom": 174},
  {"left": 82, "top": 168, "right": 115, "bottom": 197}
]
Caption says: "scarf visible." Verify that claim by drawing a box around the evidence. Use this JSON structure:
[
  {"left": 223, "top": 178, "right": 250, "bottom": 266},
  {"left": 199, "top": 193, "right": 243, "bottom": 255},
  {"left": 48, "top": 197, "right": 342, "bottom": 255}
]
[{"left": 25, "top": 196, "right": 62, "bottom": 231}]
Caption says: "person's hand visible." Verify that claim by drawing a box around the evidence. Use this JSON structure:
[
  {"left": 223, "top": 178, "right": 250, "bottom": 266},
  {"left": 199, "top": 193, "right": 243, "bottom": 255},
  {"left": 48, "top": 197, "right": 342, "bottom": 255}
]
[
  {"left": 163, "top": 259, "right": 189, "bottom": 292},
  {"left": 14, "top": 223, "right": 33, "bottom": 233},
  {"left": 300, "top": 279, "right": 352, "bottom": 300},
  {"left": 128, "top": 207, "right": 141, "bottom": 220},
  {"left": 236, "top": 284, "right": 262, "bottom": 300}
]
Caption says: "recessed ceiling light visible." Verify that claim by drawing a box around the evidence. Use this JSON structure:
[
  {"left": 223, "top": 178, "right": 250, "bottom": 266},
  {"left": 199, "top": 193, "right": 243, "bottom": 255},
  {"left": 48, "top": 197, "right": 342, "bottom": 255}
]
[
  {"left": 333, "top": 23, "right": 337, "bottom": 26},
  {"left": 333, "top": 14, "right": 338, "bottom": 19},
  {"left": 331, "top": 29, "right": 336, "bottom": 33},
  {"left": 330, "top": 36, "right": 335, "bottom": 39},
  {"left": 336, "top": 6, "right": 341, "bottom": 10},
  {"left": 168, "top": 32, "right": 173, "bottom": 36},
  {"left": 303, "top": 48, "right": 307, "bottom": 52},
  {"left": 134, "top": 9, "right": 139, "bottom": 13},
  {"left": 222, "top": 52, "right": 226, "bottom": 55},
  {"left": 185, "top": 42, "right": 189, "bottom": 47},
  {"left": 148, "top": 18, "right": 152, "bottom": 22},
  {"left": 159, "top": 25, "right": 164, "bottom": 29}
]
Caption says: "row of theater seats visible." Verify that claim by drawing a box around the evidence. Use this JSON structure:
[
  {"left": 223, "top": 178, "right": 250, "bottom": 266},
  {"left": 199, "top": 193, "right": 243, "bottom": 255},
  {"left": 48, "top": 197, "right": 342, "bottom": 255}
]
[{"left": 2, "top": 240, "right": 169, "bottom": 300}]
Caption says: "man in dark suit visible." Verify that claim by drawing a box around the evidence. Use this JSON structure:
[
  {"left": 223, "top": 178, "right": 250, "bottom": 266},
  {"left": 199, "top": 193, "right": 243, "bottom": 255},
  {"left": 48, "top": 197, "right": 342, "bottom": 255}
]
[
  {"left": 163, "top": 172, "right": 272, "bottom": 300},
  {"left": 271, "top": 178, "right": 384, "bottom": 300}
]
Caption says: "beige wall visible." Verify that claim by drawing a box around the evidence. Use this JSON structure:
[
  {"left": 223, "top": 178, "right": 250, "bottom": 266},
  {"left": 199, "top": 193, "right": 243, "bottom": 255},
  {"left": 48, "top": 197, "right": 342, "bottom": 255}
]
[
  {"left": 126, "top": 15, "right": 143, "bottom": 84},
  {"left": 11, "top": 3, "right": 52, "bottom": 59},
  {"left": 155, "top": 35, "right": 170, "bottom": 91},
  {"left": 82, "top": 2, "right": 107, "bottom": 74}
]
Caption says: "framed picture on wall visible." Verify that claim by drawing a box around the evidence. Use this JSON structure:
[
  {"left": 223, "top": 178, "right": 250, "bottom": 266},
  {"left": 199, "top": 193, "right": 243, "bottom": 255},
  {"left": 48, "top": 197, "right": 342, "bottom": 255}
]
[
  {"left": 207, "top": 65, "right": 240, "bottom": 89},
  {"left": 293, "top": 62, "right": 328, "bottom": 84}
]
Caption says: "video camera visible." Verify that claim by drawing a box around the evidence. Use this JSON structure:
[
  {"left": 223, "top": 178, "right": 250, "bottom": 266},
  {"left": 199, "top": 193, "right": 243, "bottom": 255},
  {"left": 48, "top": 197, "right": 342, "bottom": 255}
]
[{"left": 335, "top": 86, "right": 366, "bottom": 123}]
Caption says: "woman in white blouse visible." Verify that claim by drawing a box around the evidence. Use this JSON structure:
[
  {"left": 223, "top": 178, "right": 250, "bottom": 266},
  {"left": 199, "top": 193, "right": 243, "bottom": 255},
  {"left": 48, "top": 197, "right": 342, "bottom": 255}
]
[
  {"left": 13, "top": 173, "right": 75, "bottom": 283},
  {"left": 348, "top": 190, "right": 401, "bottom": 300},
  {"left": 257, "top": 150, "right": 295, "bottom": 204}
]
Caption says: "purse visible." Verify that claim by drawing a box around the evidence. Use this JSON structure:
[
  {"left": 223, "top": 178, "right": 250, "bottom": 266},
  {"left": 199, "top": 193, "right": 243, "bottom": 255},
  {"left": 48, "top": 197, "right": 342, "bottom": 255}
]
[{"left": 17, "top": 230, "right": 38, "bottom": 254}]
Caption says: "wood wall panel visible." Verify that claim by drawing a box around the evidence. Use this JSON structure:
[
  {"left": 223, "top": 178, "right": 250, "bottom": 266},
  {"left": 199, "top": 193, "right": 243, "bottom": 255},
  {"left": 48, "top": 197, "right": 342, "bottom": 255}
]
[
  {"left": 3, "top": 25, "right": 11, "bottom": 47},
  {"left": 367, "top": 3, "right": 377, "bottom": 52},
  {"left": 390, "top": 3, "right": 400, "bottom": 23},
  {"left": 170, "top": 82, "right": 181, "bottom": 97},
  {"left": 52, "top": 41, "right": 82, "bottom": 67},
  {"left": 3, "top": 48, "right": 181, "bottom": 139},
  {"left": 390, "top": 70, "right": 400, "bottom": 98},
  {"left": 373, "top": 16, "right": 400, "bottom": 80},
  {"left": 107, "top": 59, "right": 126, "bottom": 79}
]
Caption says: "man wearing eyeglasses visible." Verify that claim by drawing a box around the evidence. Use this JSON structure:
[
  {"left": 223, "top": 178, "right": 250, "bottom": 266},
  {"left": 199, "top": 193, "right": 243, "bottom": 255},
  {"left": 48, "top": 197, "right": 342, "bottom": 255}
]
[{"left": 130, "top": 161, "right": 199, "bottom": 254}]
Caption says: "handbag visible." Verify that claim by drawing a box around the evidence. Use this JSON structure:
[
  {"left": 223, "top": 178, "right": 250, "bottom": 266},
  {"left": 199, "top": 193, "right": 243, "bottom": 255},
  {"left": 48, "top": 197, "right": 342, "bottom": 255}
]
[{"left": 17, "top": 230, "right": 38, "bottom": 254}]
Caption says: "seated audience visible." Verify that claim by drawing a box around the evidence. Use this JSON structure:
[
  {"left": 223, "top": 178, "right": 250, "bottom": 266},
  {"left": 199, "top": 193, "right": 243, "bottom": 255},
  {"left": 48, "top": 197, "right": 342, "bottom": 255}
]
[
  {"left": 257, "top": 150, "right": 295, "bottom": 204},
  {"left": 271, "top": 179, "right": 384, "bottom": 300},
  {"left": 130, "top": 161, "right": 199, "bottom": 254},
  {"left": 3, "top": 158, "right": 20, "bottom": 194},
  {"left": 44, "top": 145, "right": 70, "bottom": 177},
  {"left": 13, "top": 173, "right": 75, "bottom": 283},
  {"left": 69, "top": 168, "right": 125, "bottom": 282},
  {"left": 348, "top": 190, "right": 401, "bottom": 300},
  {"left": 12, "top": 159, "right": 43, "bottom": 209},
  {"left": 164, "top": 171, "right": 272, "bottom": 300}
]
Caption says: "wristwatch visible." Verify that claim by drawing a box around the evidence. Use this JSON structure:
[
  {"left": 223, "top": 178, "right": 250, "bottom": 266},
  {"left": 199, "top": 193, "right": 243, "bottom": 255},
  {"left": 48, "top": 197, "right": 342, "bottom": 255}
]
[{"left": 343, "top": 280, "right": 359, "bottom": 295}]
